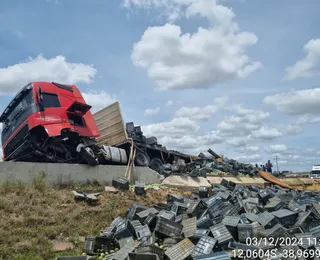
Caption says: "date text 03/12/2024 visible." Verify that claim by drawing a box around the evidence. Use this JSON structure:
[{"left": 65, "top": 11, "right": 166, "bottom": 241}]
[
  {"left": 246, "top": 237, "right": 315, "bottom": 247},
  {"left": 233, "top": 248, "right": 320, "bottom": 259}
]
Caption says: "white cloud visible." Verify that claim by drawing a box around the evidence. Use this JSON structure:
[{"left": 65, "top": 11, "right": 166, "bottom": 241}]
[
  {"left": 166, "top": 100, "right": 174, "bottom": 106},
  {"left": 234, "top": 153, "right": 262, "bottom": 163},
  {"left": 268, "top": 144, "right": 288, "bottom": 153},
  {"left": 0, "top": 55, "right": 97, "bottom": 94},
  {"left": 174, "top": 96, "right": 228, "bottom": 121},
  {"left": 284, "top": 39, "right": 320, "bottom": 80},
  {"left": 142, "top": 117, "right": 199, "bottom": 138},
  {"left": 217, "top": 105, "right": 269, "bottom": 136},
  {"left": 82, "top": 91, "right": 116, "bottom": 113},
  {"left": 264, "top": 88, "right": 320, "bottom": 115},
  {"left": 251, "top": 126, "right": 283, "bottom": 140},
  {"left": 128, "top": 0, "right": 262, "bottom": 90},
  {"left": 144, "top": 106, "right": 160, "bottom": 116},
  {"left": 296, "top": 115, "right": 320, "bottom": 125}
]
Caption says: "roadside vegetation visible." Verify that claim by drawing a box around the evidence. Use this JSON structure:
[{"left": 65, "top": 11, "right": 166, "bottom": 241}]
[{"left": 0, "top": 174, "right": 191, "bottom": 260}]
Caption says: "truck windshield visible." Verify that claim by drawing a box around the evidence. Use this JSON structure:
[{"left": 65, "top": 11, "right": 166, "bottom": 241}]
[{"left": 2, "top": 89, "right": 34, "bottom": 132}]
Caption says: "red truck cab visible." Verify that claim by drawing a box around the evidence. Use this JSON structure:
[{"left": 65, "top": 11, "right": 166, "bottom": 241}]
[{"left": 0, "top": 82, "right": 100, "bottom": 164}]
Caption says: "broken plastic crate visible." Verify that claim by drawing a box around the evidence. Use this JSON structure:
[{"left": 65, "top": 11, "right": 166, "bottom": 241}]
[
  {"left": 164, "top": 238, "right": 195, "bottom": 260},
  {"left": 136, "top": 208, "right": 159, "bottom": 222},
  {"left": 128, "top": 252, "right": 159, "bottom": 260}
]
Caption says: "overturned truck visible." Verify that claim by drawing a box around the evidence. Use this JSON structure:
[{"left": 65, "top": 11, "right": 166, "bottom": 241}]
[{"left": 0, "top": 82, "right": 194, "bottom": 171}]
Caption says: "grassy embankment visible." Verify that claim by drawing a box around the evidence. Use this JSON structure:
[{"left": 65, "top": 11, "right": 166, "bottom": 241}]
[{"left": 0, "top": 174, "right": 190, "bottom": 260}]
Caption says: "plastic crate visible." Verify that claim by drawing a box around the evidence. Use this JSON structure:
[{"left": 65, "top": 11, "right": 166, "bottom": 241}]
[
  {"left": 217, "top": 191, "right": 231, "bottom": 201},
  {"left": 264, "top": 197, "right": 283, "bottom": 212},
  {"left": 192, "top": 236, "right": 217, "bottom": 257},
  {"left": 83, "top": 236, "right": 112, "bottom": 255},
  {"left": 115, "top": 220, "right": 136, "bottom": 240},
  {"left": 144, "top": 213, "right": 157, "bottom": 231},
  {"left": 182, "top": 217, "right": 197, "bottom": 238},
  {"left": 153, "top": 203, "right": 172, "bottom": 211},
  {"left": 210, "top": 223, "right": 234, "bottom": 246},
  {"left": 116, "top": 236, "right": 134, "bottom": 248},
  {"left": 197, "top": 214, "right": 213, "bottom": 229},
  {"left": 157, "top": 210, "right": 175, "bottom": 221},
  {"left": 223, "top": 216, "right": 240, "bottom": 240},
  {"left": 167, "top": 194, "right": 184, "bottom": 204},
  {"left": 110, "top": 216, "right": 125, "bottom": 228},
  {"left": 134, "top": 182, "right": 146, "bottom": 195},
  {"left": 100, "top": 226, "right": 116, "bottom": 239},
  {"left": 164, "top": 238, "right": 195, "bottom": 260},
  {"left": 112, "top": 177, "right": 129, "bottom": 190},
  {"left": 185, "top": 200, "right": 201, "bottom": 216},
  {"left": 199, "top": 186, "right": 209, "bottom": 198},
  {"left": 136, "top": 208, "right": 159, "bottom": 222},
  {"left": 192, "top": 229, "right": 210, "bottom": 241},
  {"left": 155, "top": 217, "right": 183, "bottom": 238},
  {"left": 243, "top": 213, "right": 259, "bottom": 223},
  {"left": 105, "top": 243, "right": 135, "bottom": 260},
  {"left": 237, "top": 223, "right": 255, "bottom": 243},
  {"left": 311, "top": 203, "right": 320, "bottom": 219},
  {"left": 163, "top": 238, "right": 182, "bottom": 248},
  {"left": 204, "top": 196, "right": 222, "bottom": 209},
  {"left": 271, "top": 209, "right": 298, "bottom": 227},
  {"left": 170, "top": 202, "right": 187, "bottom": 215},
  {"left": 257, "top": 211, "right": 276, "bottom": 228},
  {"left": 136, "top": 225, "right": 151, "bottom": 241},
  {"left": 126, "top": 203, "right": 148, "bottom": 220},
  {"left": 135, "top": 245, "right": 164, "bottom": 260}
]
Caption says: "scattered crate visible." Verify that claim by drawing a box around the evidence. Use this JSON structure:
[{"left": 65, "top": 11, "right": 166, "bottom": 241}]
[{"left": 164, "top": 238, "right": 195, "bottom": 260}]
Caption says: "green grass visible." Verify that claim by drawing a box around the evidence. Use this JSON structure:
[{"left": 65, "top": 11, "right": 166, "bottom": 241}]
[{"left": 0, "top": 176, "right": 190, "bottom": 260}]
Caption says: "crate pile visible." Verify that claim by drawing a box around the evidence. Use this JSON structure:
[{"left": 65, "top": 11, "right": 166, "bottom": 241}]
[{"left": 72, "top": 180, "right": 320, "bottom": 259}]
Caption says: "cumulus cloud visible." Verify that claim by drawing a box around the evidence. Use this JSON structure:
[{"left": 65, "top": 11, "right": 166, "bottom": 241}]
[
  {"left": 127, "top": 0, "right": 262, "bottom": 90},
  {"left": 217, "top": 105, "right": 269, "bottom": 137},
  {"left": 264, "top": 88, "right": 320, "bottom": 115},
  {"left": 142, "top": 117, "right": 199, "bottom": 138},
  {"left": 284, "top": 39, "right": 320, "bottom": 80},
  {"left": 174, "top": 96, "right": 228, "bottom": 121},
  {"left": 82, "top": 91, "right": 116, "bottom": 113},
  {"left": 0, "top": 55, "right": 97, "bottom": 94},
  {"left": 144, "top": 107, "right": 160, "bottom": 116}
]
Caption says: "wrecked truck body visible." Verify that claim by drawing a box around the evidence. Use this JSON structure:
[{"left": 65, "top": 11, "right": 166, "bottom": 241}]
[
  {"left": 0, "top": 82, "right": 124, "bottom": 166},
  {"left": 0, "top": 83, "right": 191, "bottom": 170}
]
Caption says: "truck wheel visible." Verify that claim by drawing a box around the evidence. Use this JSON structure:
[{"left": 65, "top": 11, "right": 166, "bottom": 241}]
[
  {"left": 80, "top": 147, "right": 99, "bottom": 166},
  {"left": 135, "top": 151, "right": 150, "bottom": 167},
  {"left": 150, "top": 157, "right": 163, "bottom": 173}
]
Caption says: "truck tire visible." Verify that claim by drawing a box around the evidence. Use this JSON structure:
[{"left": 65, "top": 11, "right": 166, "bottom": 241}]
[
  {"left": 150, "top": 157, "right": 163, "bottom": 173},
  {"left": 80, "top": 147, "right": 99, "bottom": 166},
  {"left": 135, "top": 151, "right": 150, "bottom": 166}
]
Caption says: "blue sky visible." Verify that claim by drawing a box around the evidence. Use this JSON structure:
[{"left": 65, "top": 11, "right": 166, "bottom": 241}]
[{"left": 0, "top": 0, "right": 320, "bottom": 171}]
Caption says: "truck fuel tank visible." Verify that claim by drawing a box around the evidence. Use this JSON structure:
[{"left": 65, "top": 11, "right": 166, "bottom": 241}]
[{"left": 101, "top": 145, "right": 128, "bottom": 164}]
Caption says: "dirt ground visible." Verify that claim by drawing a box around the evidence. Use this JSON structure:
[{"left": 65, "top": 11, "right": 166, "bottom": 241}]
[{"left": 0, "top": 177, "right": 191, "bottom": 260}]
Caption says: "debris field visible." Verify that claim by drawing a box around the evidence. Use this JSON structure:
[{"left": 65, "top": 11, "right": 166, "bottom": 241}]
[{"left": 60, "top": 178, "right": 320, "bottom": 260}]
